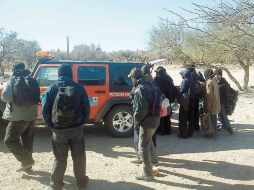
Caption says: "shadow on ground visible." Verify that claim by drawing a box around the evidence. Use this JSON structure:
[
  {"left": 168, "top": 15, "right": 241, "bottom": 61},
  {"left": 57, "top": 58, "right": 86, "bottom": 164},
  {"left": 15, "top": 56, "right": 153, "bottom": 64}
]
[
  {"left": 0, "top": 123, "right": 254, "bottom": 157},
  {"left": 22, "top": 170, "right": 155, "bottom": 190},
  {"left": 159, "top": 157, "right": 254, "bottom": 181},
  {"left": 154, "top": 169, "right": 254, "bottom": 190}
]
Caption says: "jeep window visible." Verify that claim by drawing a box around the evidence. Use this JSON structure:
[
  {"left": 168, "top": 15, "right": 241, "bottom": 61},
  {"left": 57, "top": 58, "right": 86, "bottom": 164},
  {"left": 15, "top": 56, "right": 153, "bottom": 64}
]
[
  {"left": 78, "top": 66, "right": 106, "bottom": 86},
  {"left": 109, "top": 64, "right": 141, "bottom": 92},
  {"left": 35, "top": 66, "right": 58, "bottom": 86}
]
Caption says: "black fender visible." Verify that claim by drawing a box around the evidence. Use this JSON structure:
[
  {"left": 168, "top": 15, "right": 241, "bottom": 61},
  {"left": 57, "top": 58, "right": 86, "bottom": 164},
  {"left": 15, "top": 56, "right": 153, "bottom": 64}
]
[{"left": 95, "top": 98, "right": 132, "bottom": 122}]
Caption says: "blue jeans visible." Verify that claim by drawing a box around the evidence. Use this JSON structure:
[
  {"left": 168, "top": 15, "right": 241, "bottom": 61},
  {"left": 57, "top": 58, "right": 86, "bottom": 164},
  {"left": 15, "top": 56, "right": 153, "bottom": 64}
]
[
  {"left": 210, "top": 114, "right": 217, "bottom": 138},
  {"left": 219, "top": 104, "right": 233, "bottom": 134}
]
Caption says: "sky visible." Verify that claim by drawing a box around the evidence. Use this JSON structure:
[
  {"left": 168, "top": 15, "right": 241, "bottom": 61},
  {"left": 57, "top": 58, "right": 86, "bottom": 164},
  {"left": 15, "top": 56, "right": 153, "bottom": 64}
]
[{"left": 0, "top": 0, "right": 214, "bottom": 52}]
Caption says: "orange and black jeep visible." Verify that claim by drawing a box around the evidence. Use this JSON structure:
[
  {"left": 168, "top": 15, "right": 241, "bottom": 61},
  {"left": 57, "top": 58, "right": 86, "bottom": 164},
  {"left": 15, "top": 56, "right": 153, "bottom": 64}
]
[{"left": 0, "top": 53, "right": 144, "bottom": 137}]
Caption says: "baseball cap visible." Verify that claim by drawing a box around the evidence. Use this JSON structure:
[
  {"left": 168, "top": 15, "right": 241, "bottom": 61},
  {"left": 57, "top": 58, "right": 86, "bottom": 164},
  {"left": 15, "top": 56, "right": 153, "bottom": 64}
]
[
  {"left": 141, "top": 64, "right": 153, "bottom": 75},
  {"left": 155, "top": 66, "right": 166, "bottom": 75},
  {"left": 128, "top": 67, "right": 142, "bottom": 79}
]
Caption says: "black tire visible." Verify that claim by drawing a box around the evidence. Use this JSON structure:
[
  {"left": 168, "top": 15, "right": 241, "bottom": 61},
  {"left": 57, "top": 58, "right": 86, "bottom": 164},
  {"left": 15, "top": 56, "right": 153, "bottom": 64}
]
[{"left": 105, "top": 105, "right": 134, "bottom": 138}]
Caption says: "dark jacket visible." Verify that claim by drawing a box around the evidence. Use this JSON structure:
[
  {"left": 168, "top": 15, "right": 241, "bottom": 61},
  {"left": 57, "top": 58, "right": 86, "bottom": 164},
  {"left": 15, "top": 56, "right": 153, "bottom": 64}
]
[
  {"left": 133, "top": 77, "right": 160, "bottom": 129},
  {"left": 154, "top": 74, "right": 177, "bottom": 103},
  {"left": 42, "top": 76, "right": 90, "bottom": 129},
  {"left": 189, "top": 68, "right": 199, "bottom": 85},
  {"left": 218, "top": 77, "right": 230, "bottom": 104},
  {"left": 1, "top": 69, "right": 38, "bottom": 121},
  {"left": 178, "top": 68, "right": 195, "bottom": 98}
]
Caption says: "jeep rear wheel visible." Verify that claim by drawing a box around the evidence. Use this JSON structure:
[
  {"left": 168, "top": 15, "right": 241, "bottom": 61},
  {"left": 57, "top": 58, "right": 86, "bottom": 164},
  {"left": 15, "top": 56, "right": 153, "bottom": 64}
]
[{"left": 105, "top": 105, "right": 133, "bottom": 138}]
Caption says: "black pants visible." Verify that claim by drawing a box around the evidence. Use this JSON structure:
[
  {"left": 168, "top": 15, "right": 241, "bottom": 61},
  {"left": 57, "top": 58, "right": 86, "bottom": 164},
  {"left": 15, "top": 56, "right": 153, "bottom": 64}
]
[
  {"left": 178, "top": 99, "right": 195, "bottom": 138},
  {"left": 157, "top": 114, "right": 171, "bottom": 135},
  {"left": 0, "top": 118, "right": 8, "bottom": 142},
  {"left": 4, "top": 120, "right": 35, "bottom": 165},
  {"left": 193, "top": 98, "right": 200, "bottom": 131},
  {"left": 51, "top": 127, "right": 88, "bottom": 190}
]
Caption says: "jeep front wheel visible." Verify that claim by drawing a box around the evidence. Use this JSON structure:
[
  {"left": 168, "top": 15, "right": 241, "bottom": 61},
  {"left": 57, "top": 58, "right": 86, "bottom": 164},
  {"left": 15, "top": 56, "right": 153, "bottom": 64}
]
[{"left": 105, "top": 105, "right": 133, "bottom": 138}]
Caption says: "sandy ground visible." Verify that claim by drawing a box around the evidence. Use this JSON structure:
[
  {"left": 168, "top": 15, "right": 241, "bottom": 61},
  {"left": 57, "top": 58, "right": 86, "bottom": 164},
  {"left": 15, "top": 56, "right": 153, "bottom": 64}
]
[{"left": 0, "top": 65, "right": 254, "bottom": 190}]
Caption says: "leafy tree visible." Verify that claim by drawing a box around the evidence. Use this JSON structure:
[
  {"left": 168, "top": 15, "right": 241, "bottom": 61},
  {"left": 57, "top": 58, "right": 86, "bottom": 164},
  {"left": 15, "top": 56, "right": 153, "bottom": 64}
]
[
  {"left": 0, "top": 29, "right": 20, "bottom": 75},
  {"left": 71, "top": 44, "right": 108, "bottom": 61},
  {"left": 15, "top": 40, "right": 41, "bottom": 69},
  {"left": 149, "top": 0, "right": 254, "bottom": 90},
  {"left": 108, "top": 50, "right": 150, "bottom": 62}
]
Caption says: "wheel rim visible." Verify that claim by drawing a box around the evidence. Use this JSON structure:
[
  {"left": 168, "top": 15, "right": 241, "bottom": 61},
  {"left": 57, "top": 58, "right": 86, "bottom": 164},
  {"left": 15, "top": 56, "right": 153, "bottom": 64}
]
[{"left": 112, "top": 111, "right": 133, "bottom": 133}]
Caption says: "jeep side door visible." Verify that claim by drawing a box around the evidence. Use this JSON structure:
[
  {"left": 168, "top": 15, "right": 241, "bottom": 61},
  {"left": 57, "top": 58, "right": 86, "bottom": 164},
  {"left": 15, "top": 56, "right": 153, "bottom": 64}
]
[
  {"left": 72, "top": 64, "right": 109, "bottom": 120},
  {"left": 33, "top": 64, "right": 59, "bottom": 119}
]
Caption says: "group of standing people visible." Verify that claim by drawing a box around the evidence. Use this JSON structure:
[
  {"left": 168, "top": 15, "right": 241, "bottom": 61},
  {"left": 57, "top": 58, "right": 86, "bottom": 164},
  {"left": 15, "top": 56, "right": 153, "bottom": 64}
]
[
  {"left": 177, "top": 64, "right": 233, "bottom": 139},
  {"left": 128, "top": 63, "right": 234, "bottom": 181},
  {"left": 1, "top": 63, "right": 90, "bottom": 190},
  {"left": 0, "top": 61, "right": 235, "bottom": 189}
]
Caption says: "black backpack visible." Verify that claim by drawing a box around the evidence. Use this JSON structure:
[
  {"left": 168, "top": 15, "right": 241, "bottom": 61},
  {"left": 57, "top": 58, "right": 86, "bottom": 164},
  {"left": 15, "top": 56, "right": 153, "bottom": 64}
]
[
  {"left": 52, "top": 83, "right": 77, "bottom": 128},
  {"left": 13, "top": 76, "right": 40, "bottom": 106},
  {"left": 225, "top": 87, "right": 238, "bottom": 115},
  {"left": 145, "top": 84, "right": 163, "bottom": 117}
]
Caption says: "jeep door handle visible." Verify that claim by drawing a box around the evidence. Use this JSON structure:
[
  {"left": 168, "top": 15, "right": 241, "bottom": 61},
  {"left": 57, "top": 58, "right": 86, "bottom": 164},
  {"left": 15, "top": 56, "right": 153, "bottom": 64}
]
[{"left": 94, "top": 90, "right": 105, "bottom": 94}]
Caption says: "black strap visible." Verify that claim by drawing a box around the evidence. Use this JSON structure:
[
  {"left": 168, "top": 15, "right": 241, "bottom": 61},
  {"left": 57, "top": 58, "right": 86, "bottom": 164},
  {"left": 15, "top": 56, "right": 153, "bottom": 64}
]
[{"left": 10, "top": 102, "right": 13, "bottom": 112}]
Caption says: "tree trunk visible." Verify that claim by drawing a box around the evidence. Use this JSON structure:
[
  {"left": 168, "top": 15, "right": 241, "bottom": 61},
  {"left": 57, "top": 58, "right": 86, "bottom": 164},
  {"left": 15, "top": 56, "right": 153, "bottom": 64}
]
[
  {"left": 222, "top": 67, "right": 244, "bottom": 91},
  {"left": 243, "top": 64, "right": 249, "bottom": 90},
  {"left": 207, "top": 64, "right": 244, "bottom": 91},
  {"left": 236, "top": 58, "right": 250, "bottom": 91}
]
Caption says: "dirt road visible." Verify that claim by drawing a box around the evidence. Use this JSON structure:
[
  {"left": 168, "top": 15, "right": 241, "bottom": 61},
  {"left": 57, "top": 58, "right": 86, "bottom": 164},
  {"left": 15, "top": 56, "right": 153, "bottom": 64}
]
[{"left": 0, "top": 66, "right": 254, "bottom": 190}]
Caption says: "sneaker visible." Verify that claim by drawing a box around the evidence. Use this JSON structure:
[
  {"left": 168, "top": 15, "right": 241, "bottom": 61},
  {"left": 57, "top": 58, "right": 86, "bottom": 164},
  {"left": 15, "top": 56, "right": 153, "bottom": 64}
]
[
  {"left": 16, "top": 161, "right": 35, "bottom": 172},
  {"left": 43, "top": 186, "right": 61, "bottom": 190},
  {"left": 135, "top": 174, "right": 154, "bottom": 181},
  {"left": 131, "top": 159, "right": 142, "bottom": 164},
  {"left": 153, "top": 167, "right": 160, "bottom": 176}
]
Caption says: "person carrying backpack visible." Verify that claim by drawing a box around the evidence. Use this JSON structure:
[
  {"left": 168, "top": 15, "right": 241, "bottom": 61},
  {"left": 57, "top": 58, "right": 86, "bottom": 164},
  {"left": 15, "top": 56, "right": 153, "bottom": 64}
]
[
  {"left": 186, "top": 63, "right": 201, "bottom": 132},
  {"left": 214, "top": 68, "right": 234, "bottom": 135},
  {"left": 128, "top": 67, "right": 160, "bottom": 181},
  {"left": 177, "top": 68, "right": 195, "bottom": 138},
  {"left": 154, "top": 66, "right": 177, "bottom": 135},
  {"left": 1, "top": 62, "right": 39, "bottom": 173},
  {"left": 131, "top": 64, "right": 158, "bottom": 166},
  {"left": 42, "top": 64, "right": 90, "bottom": 190}
]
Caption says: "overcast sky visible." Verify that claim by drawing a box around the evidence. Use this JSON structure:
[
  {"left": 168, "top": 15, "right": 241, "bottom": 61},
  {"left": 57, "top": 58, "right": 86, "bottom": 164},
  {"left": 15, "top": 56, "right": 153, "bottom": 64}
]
[{"left": 0, "top": 0, "right": 214, "bottom": 52}]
